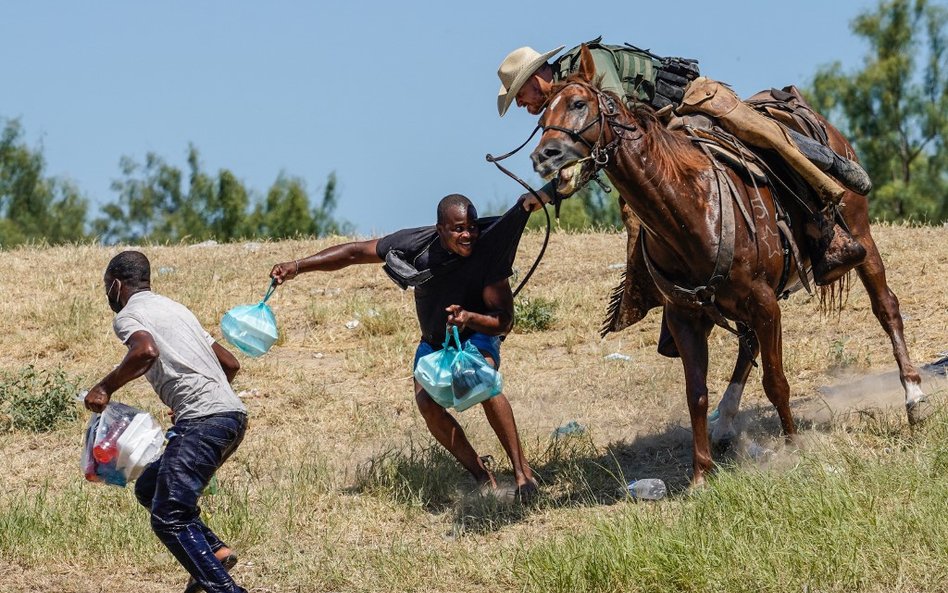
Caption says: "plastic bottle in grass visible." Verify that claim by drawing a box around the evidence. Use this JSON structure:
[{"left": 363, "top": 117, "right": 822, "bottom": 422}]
[{"left": 626, "top": 478, "right": 667, "bottom": 500}]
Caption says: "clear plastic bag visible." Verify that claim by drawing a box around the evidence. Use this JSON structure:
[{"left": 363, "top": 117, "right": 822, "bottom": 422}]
[
  {"left": 413, "top": 338, "right": 456, "bottom": 407},
  {"left": 82, "top": 401, "right": 164, "bottom": 488},
  {"left": 221, "top": 280, "right": 279, "bottom": 357},
  {"left": 451, "top": 341, "right": 502, "bottom": 410},
  {"left": 414, "top": 327, "right": 502, "bottom": 412}
]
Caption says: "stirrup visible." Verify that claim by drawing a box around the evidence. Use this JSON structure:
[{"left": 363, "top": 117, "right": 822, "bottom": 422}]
[{"left": 812, "top": 224, "right": 866, "bottom": 285}]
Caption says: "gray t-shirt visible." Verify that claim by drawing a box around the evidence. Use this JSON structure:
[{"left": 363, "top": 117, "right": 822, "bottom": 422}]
[{"left": 113, "top": 291, "right": 246, "bottom": 421}]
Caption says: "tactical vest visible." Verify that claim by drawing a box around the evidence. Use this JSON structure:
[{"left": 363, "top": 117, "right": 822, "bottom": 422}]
[{"left": 553, "top": 37, "right": 700, "bottom": 110}]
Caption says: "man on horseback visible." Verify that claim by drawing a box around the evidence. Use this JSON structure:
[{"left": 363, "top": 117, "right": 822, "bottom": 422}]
[
  {"left": 498, "top": 38, "right": 697, "bottom": 354},
  {"left": 496, "top": 38, "right": 872, "bottom": 292}
]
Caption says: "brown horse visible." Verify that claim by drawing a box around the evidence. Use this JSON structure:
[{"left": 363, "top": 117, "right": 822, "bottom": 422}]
[{"left": 531, "top": 46, "right": 929, "bottom": 485}]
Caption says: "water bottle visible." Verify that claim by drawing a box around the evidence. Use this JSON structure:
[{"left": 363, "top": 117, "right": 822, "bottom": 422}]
[
  {"left": 92, "top": 416, "right": 131, "bottom": 463},
  {"left": 626, "top": 478, "right": 667, "bottom": 500}
]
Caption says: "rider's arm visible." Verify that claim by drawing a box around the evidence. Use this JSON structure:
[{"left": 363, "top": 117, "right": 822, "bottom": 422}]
[{"left": 270, "top": 239, "right": 382, "bottom": 284}]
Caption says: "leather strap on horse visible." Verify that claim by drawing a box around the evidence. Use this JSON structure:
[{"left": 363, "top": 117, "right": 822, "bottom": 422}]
[
  {"left": 639, "top": 163, "right": 740, "bottom": 336},
  {"left": 485, "top": 137, "right": 554, "bottom": 299},
  {"left": 686, "top": 124, "right": 812, "bottom": 296}
]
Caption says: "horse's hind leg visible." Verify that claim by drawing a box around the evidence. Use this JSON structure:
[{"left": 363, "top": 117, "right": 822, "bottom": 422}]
[
  {"left": 853, "top": 232, "right": 930, "bottom": 424},
  {"left": 711, "top": 325, "right": 761, "bottom": 448}
]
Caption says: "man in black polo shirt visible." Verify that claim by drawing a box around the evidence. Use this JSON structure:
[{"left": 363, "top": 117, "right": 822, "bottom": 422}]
[{"left": 270, "top": 194, "right": 537, "bottom": 499}]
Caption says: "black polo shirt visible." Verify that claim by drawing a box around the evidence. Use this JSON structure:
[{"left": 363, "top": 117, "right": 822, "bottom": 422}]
[{"left": 376, "top": 203, "right": 529, "bottom": 346}]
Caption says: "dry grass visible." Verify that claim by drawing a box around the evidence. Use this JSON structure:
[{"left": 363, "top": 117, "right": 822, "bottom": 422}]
[{"left": 0, "top": 225, "right": 946, "bottom": 592}]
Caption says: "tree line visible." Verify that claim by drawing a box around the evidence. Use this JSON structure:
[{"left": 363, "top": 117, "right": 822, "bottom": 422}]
[
  {"left": 1, "top": 0, "right": 945, "bottom": 248},
  {"left": 0, "top": 125, "right": 351, "bottom": 249}
]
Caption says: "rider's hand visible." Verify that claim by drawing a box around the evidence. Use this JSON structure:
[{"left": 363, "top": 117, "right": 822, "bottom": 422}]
[
  {"left": 269, "top": 261, "right": 300, "bottom": 285},
  {"left": 445, "top": 305, "right": 470, "bottom": 331},
  {"left": 520, "top": 190, "right": 551, "bottom": 212},
  {"left": 84, "top": 384, "right": 111, "bottom": 413}
]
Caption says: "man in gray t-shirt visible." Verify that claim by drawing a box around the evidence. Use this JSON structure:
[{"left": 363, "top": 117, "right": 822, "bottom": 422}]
[
  {"left": 112, "top": 290, "right": 245, "bottom": 421},
  {"left": 85, "top": 250, "right": 248, "bottom": 593}
]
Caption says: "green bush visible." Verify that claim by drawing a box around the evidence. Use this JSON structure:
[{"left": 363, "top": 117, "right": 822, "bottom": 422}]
[
  {"left": 0, "top": 366, "right": 81, "bottom": 432},
  {"left": 514, "top": 296, "right": 557, "bottom": 332}
]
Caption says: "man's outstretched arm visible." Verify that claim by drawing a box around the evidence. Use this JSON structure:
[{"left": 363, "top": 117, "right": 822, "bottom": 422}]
[{"left": 270, "top": 239, "right": 382, "bottom": 284}]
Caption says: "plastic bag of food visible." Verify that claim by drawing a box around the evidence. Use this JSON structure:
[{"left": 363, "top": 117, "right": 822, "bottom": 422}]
[
  {"left": 414, "top": 326, "right": 502, "bottom": 412},
  {"left": 450, "top": 341, "right": 502, "bottom": 411},
  {"left": 82, "top": 401, "right": 164, "bottom": 487},
  {"left": 221, "top": 280, "right": 279, "bottom": 357}
]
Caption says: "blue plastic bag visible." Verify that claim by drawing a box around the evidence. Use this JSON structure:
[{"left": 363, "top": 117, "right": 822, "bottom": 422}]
[
  {"left": 221, "top": 280, "right": 279, "bottom": 357},
  {"left": 414, "top": 327, "right": 503, "bottom": 412}
]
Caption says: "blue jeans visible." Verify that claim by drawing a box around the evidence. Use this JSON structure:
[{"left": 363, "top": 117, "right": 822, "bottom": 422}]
[
  {"left": 413, "top": 332, "right": 502, "bottom": 370},
  {"left": 135, "top": 411, "right": 247, "bottom": 593}
]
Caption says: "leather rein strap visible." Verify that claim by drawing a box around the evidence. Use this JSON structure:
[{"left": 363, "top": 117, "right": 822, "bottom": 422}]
[
  {"left": 639, "top": 165, "right": 740, "bottom": 336},
  {"left": 485, "top": 131, "right": 552, "bottom": 299}
]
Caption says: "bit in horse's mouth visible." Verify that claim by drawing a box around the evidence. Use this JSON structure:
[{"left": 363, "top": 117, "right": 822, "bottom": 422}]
[{"left": 552, "top": 159, "right": 593, "bottom": 197}]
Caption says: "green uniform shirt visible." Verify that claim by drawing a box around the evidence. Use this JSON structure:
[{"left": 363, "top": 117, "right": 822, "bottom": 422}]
[{"left": 552, "top": 39, "right": 660, "bottom": 106}]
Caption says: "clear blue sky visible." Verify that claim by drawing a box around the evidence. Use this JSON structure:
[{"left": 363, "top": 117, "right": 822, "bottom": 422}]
[{"left": 1, "top": 0, "right": 879, "bottom": 236}]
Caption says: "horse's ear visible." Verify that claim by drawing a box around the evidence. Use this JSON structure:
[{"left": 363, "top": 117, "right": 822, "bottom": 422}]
[{"left": 577, "top": 44, "right": 596, "bottom": 83}]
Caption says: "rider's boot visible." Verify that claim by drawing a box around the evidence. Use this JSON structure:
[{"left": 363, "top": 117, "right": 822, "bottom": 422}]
[{"left": 809, "top": 208, "right": 867, "bottom": 286}]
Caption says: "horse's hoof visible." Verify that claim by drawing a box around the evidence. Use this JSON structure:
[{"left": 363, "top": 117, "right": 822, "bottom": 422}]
[
  {"left": 686, "top": 478, "right": 708, "bottom": 496},
  {"left": 907, "top": 398, "right": 935, "bottom": 427}
]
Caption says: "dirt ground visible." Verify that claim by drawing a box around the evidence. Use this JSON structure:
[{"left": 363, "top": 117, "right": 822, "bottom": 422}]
[{"left": 0, "top": 223, "right": 946, "bottom": 592}]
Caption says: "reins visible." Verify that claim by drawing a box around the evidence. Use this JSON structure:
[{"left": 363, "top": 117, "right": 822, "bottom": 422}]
[
  {"left": 485, "top": 135, "right": 552, "bottom": 299},
  {"left": 484, "top": 82, "right": 636, "bottom": 299}
]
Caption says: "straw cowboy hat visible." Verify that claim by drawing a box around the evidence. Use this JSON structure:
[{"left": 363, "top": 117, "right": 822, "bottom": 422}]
[{"left": 497, "top": 45, "right": 565, "bottom": 116}]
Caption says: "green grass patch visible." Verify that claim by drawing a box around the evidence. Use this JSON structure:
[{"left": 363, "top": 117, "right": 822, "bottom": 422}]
[
  {"left": 353, "top": 439, "right": 463, "bottom": 510},
  {"left": 0, "top": 366, "right": 81, "bottom": 432},
  {"left": 514, "top": 296, "right": 557, "bottom": 332},
  {"left": 515, "top": 411, "right": 948, "bottom": 593}
]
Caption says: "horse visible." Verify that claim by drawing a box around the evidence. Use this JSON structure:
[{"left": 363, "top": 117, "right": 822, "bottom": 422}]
[{"left": 530, "top": 45, "right": 929, "bottom": 485}]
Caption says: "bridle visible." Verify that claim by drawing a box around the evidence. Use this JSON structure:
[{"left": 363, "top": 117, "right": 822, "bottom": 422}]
[
  {"left": 482, "top": 80, "right": 638, "bottom": 298},
  {"left": 538, "top": 80, "right": 643, "bottom": 176}
]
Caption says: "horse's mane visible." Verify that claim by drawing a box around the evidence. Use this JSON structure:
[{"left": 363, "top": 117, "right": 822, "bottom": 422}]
[{"left": 622, "top": 103, "right": 709, "bottom": 186}]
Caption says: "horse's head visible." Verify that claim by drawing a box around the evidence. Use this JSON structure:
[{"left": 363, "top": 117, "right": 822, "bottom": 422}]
[{"left": 530, "top": 45, "right": 627, "bottom": 197}]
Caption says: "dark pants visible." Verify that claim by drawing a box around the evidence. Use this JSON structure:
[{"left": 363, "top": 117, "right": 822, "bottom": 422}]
[{"left": 135, "top": 411, "right": 247, "bottom": 593}]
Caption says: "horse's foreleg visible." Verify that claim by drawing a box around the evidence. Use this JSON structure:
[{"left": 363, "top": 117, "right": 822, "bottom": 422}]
[
  {"left": 853, "top": 234, "right": 930, "bottom": 424},
  {"left": 666, "top": 306, "right": 715, "bottom": 486},
  {"left": 750, "top": 295, "right": 797, "bottom": 438},
  {"left": 711, "top": 325, "right": 760, "bottom": 447}
]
